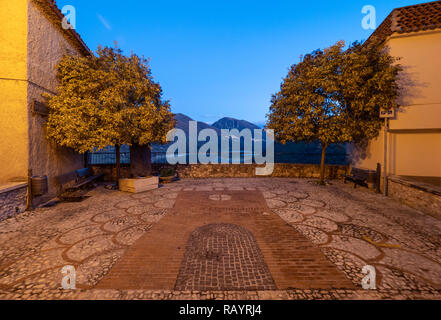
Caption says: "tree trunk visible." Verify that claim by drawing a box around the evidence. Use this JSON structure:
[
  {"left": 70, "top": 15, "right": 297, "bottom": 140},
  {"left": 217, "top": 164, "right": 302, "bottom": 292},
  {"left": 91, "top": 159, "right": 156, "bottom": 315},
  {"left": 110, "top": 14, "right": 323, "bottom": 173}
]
[
  {"left": 130, "top": 144, "right": 152, "bottom": 177},
  {"left": 115, "top": 144, "right": 121, "bottom": 182},
  {"left": 84, "top": 152, "right": 89, "bottom": 168},
  {"left": 319, "top": 143, "right": 328, "bottom": 185}
]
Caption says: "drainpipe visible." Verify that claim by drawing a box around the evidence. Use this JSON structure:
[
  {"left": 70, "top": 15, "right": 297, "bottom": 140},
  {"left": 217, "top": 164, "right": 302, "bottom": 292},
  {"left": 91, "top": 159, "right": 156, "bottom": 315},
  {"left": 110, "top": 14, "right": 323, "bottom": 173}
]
[
  {"left": 26, "top": 169, "right": 33, "bottom": 211},
  {"left": 383, "top": 118, "right": 389, "bottom": 196}
]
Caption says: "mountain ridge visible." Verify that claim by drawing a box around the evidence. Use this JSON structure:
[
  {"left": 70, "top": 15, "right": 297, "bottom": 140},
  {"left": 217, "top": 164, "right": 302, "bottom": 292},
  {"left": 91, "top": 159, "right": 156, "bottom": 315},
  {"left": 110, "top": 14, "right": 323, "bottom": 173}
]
[
  {"left": 211, "top": 117, "right": 261, "bottom": 131},
  {"left": 174, "top": 113, "right": 220, "bottom": 134}
]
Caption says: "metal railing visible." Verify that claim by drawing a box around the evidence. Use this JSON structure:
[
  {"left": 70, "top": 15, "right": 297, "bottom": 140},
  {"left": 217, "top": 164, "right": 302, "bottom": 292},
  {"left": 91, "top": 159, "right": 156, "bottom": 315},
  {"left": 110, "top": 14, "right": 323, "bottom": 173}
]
[
  {"left": 87, "top": 152, "right": 130, "bottom": 165},
  {"left": 88, "top": 151, "right": 348, "bottom": 165}
]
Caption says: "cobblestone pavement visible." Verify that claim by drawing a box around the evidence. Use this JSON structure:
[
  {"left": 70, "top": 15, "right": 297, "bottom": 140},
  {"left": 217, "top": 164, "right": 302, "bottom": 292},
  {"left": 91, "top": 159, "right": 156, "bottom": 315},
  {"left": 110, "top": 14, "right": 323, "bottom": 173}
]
[{"left": 0, "top": 178, "right": 440, "bottom": 300}]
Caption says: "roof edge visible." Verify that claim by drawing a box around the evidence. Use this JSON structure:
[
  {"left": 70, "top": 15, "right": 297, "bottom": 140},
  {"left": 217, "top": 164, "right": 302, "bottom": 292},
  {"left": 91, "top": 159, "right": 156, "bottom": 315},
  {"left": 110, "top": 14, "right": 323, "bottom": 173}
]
[
  {"left": 32, "top": 0, "right": 92, "bottom": 56},
  {"left": 366, "top": 1, "right": 441, "bottom": 45}
]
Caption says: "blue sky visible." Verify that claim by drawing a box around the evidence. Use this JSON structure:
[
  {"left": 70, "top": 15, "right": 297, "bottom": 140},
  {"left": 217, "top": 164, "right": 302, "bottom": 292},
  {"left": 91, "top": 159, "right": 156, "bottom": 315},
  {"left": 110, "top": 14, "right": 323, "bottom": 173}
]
[{"left": 57, "top": 0, "right": 428, "bottom": 126}]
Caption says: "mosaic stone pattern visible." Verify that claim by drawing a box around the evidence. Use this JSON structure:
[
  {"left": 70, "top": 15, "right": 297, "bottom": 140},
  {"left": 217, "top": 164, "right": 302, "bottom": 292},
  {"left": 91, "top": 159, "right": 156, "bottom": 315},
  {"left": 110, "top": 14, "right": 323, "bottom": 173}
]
[
  {"left": 0, "top": 178, "right": 440, "bottom": 300},
  {"left": 175, "top": 224, "right": 276, "bottom": 291}
]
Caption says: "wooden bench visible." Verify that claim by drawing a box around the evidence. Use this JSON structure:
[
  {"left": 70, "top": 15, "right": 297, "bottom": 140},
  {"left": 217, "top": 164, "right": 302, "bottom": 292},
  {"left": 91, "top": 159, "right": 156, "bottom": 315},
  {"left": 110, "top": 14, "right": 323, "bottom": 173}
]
[
  {"left": 344, "top": 166, "right": 380, "bottom": 191},
  {"left": 57, "top": 168, "right": 104, "bottom": 200}
]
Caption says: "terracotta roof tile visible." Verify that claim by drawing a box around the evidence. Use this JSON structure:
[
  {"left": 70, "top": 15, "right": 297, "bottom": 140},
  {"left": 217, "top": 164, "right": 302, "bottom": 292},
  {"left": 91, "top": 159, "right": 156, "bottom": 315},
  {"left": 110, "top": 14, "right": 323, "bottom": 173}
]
[
  {"left": 369, "top": 1, "right": 441, "bottom": 42},
  {"left": 33, "top": 0, "right": 91, "bottom": 56}
]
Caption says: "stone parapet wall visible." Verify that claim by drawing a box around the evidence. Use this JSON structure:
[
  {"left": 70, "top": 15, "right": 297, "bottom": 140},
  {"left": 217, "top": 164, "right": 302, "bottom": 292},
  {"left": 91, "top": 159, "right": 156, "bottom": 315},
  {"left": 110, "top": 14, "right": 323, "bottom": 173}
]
[
  {"left": 154, "top": 163, "right": 349, "bottom": 179},
  {"left": 91, "top": 165, "right": 131, "bottom": 182},
  {"left": 91, "top": 163, "right": 348, "bottom": 181},
  {"left": 388, "top": 176, "right": 441, "bottom": 220},
  {"left": 0, "top": 184, "right": 27, "bottom": 222}
]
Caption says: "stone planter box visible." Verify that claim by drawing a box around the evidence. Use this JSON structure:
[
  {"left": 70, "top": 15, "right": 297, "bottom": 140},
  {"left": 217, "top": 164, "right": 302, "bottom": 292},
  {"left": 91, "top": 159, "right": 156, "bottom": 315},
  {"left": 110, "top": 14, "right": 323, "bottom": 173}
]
[{"left": 119, "top": 177, "right": 159, "bottom": 193}]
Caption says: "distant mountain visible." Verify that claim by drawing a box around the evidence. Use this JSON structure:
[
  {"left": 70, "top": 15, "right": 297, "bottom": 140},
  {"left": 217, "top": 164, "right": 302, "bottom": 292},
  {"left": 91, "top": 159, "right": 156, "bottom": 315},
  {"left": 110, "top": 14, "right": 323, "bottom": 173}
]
[
  {"left": 92, "top": 113, "right": 347, "bottom": 165},
  {"left": 174, "top": 113, "right": 220, "bottom": 134},
  {"left": 212, "top": 117, "right": 260, "bottom": 131},
  {"left": 152, "top": 113, "right": 220, "bottom": 153}
]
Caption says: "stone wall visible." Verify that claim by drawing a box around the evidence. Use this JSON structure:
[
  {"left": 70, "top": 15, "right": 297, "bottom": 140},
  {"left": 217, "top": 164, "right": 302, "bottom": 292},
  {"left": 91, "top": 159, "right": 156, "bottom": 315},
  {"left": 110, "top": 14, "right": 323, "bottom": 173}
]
[
  {"left": 26, "top": 1, "right": 85, "bottom": 200},
  {"left": 389, "top": 176, "right": 441, "bottom": 220},
  {"left": 91, "top": 165, "right": 132, "bottom": 182},
  {"left": 91, "top": 163, "right": 348, "bottom": 180},
  {"left": 153, "top": 164, "right": 348, "bottom": 179},
  {"left": 0, "top": 184, "right": 27, "bottom": 222}
]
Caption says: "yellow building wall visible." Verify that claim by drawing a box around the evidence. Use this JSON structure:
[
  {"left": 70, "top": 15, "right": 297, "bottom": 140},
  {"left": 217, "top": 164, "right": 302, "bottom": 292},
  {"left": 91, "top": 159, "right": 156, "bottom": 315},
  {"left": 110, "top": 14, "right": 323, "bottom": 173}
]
[
  {"left": 353, "top": 30, "right": 441, "bottom": 177},
  {"left": 27, "top": 1, "right": 84, "bottom": 197},
  {"left": 0, "top": 0, "right": 29, "bottom": 183},
  {"left": 391, "top": 30, "right": 441, "bottom": 131},
  {"left": 389, "top": 132, "right": 441, "bottom": 177}
]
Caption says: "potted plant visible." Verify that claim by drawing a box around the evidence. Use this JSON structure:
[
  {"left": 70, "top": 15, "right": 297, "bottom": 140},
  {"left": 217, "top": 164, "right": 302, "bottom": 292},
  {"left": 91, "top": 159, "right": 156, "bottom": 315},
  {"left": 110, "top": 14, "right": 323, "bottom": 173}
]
[{"left": 159, "top": 168, "right": 178, "bottom": 183}]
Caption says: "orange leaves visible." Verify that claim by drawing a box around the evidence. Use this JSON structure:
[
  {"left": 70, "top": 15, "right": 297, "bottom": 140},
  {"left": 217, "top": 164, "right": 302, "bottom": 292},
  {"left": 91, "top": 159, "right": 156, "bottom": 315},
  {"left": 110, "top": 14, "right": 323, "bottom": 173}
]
[
  {"left": 45, "top": 45, "right": 174, "bottom": 153},
  {"left": 268, "top": 40, "right": 401, "bottom": 147}
]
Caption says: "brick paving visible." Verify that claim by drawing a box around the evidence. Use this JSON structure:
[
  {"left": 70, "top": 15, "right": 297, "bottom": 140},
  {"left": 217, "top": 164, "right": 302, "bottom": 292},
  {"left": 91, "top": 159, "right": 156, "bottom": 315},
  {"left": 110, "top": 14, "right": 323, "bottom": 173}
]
[
  {"left": 97, "top": 190, "right": 353, "bottom": 290},
  {"left": 174, "top": 223, "right": 276, "bottom": 291},
  {"left": 0, "top": 178, "right": 441, "bottom": 300}
]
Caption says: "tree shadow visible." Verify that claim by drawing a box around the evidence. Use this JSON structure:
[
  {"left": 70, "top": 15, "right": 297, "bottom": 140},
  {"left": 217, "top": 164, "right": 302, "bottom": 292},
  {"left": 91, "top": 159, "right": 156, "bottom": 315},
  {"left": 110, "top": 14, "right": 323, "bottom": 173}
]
[{"left": 349, "top": 63, "right": 428, "bottom": 166}]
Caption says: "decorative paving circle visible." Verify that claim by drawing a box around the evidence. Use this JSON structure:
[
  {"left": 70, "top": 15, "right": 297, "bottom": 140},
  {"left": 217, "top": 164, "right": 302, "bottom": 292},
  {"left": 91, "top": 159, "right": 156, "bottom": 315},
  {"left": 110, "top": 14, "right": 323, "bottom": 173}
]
[{"left": 174, "top": 223, "right": 276, "bottom": 291}]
